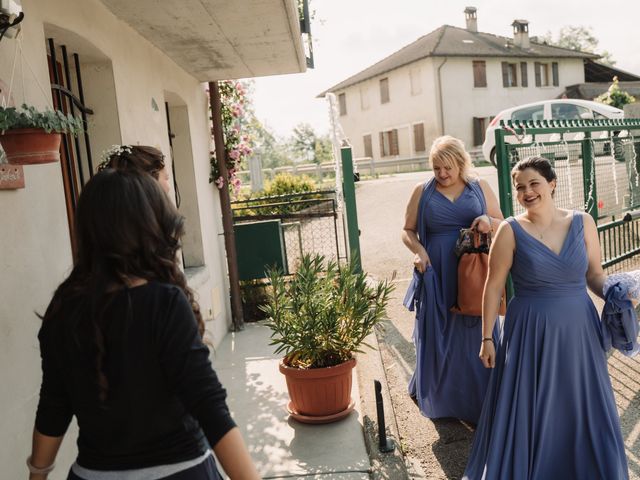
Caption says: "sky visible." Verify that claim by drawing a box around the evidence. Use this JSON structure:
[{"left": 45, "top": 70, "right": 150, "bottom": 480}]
[{"left": 250, "top": 0, "right": 640, "bottom": 139}]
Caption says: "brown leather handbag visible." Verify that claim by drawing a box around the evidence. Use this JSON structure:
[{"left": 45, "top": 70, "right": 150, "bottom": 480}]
[{"left": 451, "top": 228, "right": 507, "bottom": 317}]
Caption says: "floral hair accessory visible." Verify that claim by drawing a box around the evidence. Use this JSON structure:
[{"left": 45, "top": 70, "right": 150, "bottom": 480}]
[{"left": 98, "top": 144, "right": 133, "bottom": 169}]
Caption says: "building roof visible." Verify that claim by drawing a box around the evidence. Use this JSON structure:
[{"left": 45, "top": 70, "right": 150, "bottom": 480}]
[
  {"left": 584, "top": 59, "right": 640, "bottom": 82},
  {"left": 319, "top": 24, "right": 598, "bottom": 96},
  {"left": 562, "top": 81, "right": 640, "bottom": 100}
]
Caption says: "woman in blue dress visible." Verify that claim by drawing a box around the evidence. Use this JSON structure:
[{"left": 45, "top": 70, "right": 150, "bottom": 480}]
[
  {"left": 402, "top": 135, "right": 503, "bottom": 423},
  {"left": 465, "top": 156, "right": 629, "bottom": 479}
]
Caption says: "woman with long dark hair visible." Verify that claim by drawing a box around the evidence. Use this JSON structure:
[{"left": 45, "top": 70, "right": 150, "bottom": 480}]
[{"left": 28, "top": 170, "right": 259, "bottom": 479}]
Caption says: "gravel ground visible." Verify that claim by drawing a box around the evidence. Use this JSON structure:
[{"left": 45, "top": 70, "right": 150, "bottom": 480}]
[{"left": 355, "top": 169, "right": 640, "bottom": 479}]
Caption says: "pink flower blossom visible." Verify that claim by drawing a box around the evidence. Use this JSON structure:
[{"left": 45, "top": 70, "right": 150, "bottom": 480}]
[
  {"left": 229, "top": 149, "right": 240, "bottom": 160},
  {"left": 215, "top": 176, "right": 225, "bottom": 189}
]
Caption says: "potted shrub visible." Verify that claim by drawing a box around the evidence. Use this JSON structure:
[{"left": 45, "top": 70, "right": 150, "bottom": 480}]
[
  {"left": 0, "top": 104, "right": 83, "bottom": 165},
  {"left": 263, "top": 254, "right": 394, "bottom": 424}
]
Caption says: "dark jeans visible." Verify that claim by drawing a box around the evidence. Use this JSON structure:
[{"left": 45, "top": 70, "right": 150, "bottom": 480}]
[{"left": 67, "top": 456, "right": 224, "bottom": 480}]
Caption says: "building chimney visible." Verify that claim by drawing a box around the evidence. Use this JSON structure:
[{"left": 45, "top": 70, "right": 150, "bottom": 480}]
[
  {"left": 464, "top": 7, "right": 477, "bottom": 33},
  {"left": 512, "top": 20, "right": 530, "bottom": 49}
]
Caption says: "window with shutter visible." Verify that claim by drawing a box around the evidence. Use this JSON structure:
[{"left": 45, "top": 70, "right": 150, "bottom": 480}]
[
  {"left": 502, "top": 62, "right": 518, "bottom": 87},
  {"left": 473, "top": 61, "right": 487, "bottom": 87},
  {"left": 473, "top": 117, "right": 487, "bottom": 146},
  {"left": 390, "top": 129, "right": 399, "bottom": 155},
  {"left": 338, "top": 93, "right": 347, "bottom": 116},
  {"left": 534, "top": 62, "right": 541, "bottom": 86},
  {"left": 380, "top": 78, "right": 390, "bottom": 104},
  {"left": 413, "top": 123, "right": 426, "bottom": 153},
  {"left": 520, "top": 62, "right": 528, "bottom": 87},
  {"left": 363, "top": 134, "right": 373, "bottom": 158},
  {"left": 380, "top": 132, "right": 388, "bottom": 157},
  {"left": 379, "top": 129, "right": 398, "bottom": 156},
  {"left": 552, "top": 62, "right": 559, "bottom": 86},
  {"left": 501, "top": 62, "right": 509, "bottom": 87}
]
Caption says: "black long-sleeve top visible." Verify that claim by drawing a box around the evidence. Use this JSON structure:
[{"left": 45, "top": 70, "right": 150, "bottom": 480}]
[{"left": 35, "top": 282, "right": 236, "bottom": 470}]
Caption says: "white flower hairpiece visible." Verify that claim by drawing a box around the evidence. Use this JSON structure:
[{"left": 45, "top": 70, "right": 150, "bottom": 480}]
[
  {"left": 101, "top": 144, "right": 133, "bottom": 162},
  {"left": 98, "top": 145, "right": 133, "bottom": 169}
]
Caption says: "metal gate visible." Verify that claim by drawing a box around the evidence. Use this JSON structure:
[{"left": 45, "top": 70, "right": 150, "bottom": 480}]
[
  {"left": 231, "top": 189, "right": 348, "bottom": 278},
  {"left": 494, "top": 118, "right": 640, "bottom": 270}
]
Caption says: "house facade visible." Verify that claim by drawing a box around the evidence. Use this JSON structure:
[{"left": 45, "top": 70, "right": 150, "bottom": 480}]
[
  {"left": 0, "top": 0, "right": 306, "bottom": 476},
  {"left": 322, "top": 7, "right": 596, "bottom": 161}
]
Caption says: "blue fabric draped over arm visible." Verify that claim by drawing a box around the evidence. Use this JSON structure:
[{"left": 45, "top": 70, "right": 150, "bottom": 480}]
[{"left": 601, "top": 282, "right": 640, "bottom": 357}]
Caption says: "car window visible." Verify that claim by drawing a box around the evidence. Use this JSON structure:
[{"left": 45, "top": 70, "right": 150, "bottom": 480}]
[
  {"left": 551, "top": 103, "right": 592, "bottom": 120},
  {"left": 510, "top": 105, "right": 545, "bottom": 122}
]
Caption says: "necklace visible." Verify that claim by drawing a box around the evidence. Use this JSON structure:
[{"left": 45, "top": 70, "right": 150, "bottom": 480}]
[{"left": 529, "top": 218, "right": 554, "bottom": 239}]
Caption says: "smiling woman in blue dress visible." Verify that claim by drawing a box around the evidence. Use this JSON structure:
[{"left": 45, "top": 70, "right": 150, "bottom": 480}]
[
  {"left": 401, "top": 135, "right": 503, "bottom": 424},
  {"left": 464, "top": 156, "right": 629, "bottom": 479}
]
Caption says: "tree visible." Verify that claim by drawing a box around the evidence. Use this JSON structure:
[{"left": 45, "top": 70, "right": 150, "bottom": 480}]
[
  {"left": 541, "top": 25, "right": 615, "bottom": 66},
  {"left": 289, "top": 123, "right": 334, "bottom": 164},
  {"left": 250, "top": 120, "right": 293, "bottom": 169},
  {"left": 290, "top": 122, "right": 317, "bottom": 163},
  {"left": 313, "top": 134, "right": 334, "bottom": 164}
]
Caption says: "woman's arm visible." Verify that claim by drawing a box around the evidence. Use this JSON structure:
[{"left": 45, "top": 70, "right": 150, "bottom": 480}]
[
  {"left": 401, "top": 183, "right": 430, "bottom": 272},
  {"left": 583, "top": 213, "right": 607, "bottom": 299},
  {"left": 213, "top": 428, "right": 260, "bottom": 479},
  {"left": 471, "top": 179, "right": 504, "bottom": 233},
  {"left": 480, "top": 221, "right": 514, "bottom": 368},
  {"left": 28, "top": 429, "right": 64, "bottom": 480}
]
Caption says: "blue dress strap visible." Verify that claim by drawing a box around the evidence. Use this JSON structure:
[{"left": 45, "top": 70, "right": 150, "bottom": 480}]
[
  {"left": 467, "top": 179, "right": 487, "bottom": 214},
  {"left": 417, "top": 178, "right": 437, "bottom": 243}
]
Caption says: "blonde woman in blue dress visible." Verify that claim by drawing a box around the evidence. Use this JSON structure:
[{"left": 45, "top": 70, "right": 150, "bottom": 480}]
[{"left": 402, "top": 135, "right": 503, "bottom": 423}]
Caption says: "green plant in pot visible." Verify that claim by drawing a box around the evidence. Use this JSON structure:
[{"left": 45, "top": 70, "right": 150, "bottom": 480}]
[
  {"left": 262, "top": 253, "right": 394, "bottom": 423},
  {"left": 0, "top": 104, "right": 84, "bottom": 165}
]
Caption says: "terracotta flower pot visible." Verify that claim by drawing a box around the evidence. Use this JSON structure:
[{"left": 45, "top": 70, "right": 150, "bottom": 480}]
[
  {"left": 279, "top": 357, "right": 356, "bottom": 420},
  {"left": 0, "top": 128, "right": 62, "bottom": 165}
]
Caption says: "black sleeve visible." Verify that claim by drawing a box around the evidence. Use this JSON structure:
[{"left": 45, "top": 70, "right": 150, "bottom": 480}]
[
  {"left": 34, "top": 322, "right": 74, "bottom": 437},
  {"left": 157, "top": 289, "right": 236, "bottom": 447}
]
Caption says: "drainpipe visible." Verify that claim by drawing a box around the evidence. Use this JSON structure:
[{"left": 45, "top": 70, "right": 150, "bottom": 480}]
[
  {"left": 437, "top": 57, "right": 448, "bottom": 135},
  {"left": 208, "top": 81, "right": 245, "bottom": 331}
]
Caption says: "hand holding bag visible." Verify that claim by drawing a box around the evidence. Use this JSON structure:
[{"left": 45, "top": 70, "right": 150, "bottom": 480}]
[{"left": 451, "top": 228, "right": 506, "bottom": 317}]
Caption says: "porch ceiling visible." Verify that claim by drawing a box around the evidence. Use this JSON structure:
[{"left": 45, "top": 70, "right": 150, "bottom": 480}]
[{"left": 98, "top": 0, "right": 306, "bottom": 81}]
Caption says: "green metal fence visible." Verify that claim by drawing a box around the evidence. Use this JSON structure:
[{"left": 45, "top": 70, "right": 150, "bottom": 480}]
[{"left": 495, "top": 118, "right": 640, "bottom": 269}]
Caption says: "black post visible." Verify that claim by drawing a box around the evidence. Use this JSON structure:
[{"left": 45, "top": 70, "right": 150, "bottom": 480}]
[{"left": 374, "top": 380, "right": 395, "bottom": 453}]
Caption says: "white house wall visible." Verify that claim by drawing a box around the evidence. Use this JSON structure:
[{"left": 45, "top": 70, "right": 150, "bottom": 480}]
[
  {"left": 440, "top": 57, "right": 586, "bottom": 147},
  {"left": 0, "top": 0, "right": 232, "bottom": 475},
  {"left": 334, "top": 56, "right": 586, "bottom": 160},
  {"left": 336, "top": 58, "right": 439, "bottom": 160}
]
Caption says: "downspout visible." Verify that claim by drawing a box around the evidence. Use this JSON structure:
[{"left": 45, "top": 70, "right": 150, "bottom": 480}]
[
  {"left": 208, "top": 81, "right": 245, "bottom": 331},
  {"left": 436, "top": 57, "right": 448, "bottom": 135}
]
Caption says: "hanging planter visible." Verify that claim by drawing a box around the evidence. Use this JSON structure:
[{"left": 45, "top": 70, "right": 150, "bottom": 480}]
[
  {"left": 0, "top": 128, "right": 62, "bottom": 165},
  {"left": 0, "top": 105, "right": 83, "bottom": 165}
]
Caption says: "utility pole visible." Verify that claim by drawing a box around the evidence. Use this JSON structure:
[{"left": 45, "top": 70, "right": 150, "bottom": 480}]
[{"left": 208, "top": 81, "right": 245, "bottom": 331}]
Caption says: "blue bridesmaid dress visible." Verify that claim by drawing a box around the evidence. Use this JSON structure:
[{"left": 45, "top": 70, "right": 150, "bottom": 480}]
[
  {"left": 405, "top": 178, "right": 497, "bottom": 424},
  {"left": 463, "top": 214, "right": 629, "bottom": 480}
]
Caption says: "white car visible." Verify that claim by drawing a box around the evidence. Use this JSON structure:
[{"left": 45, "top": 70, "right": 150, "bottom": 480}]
[{"left": 482, "top": 99, "right": 624, "bottom": 167}]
